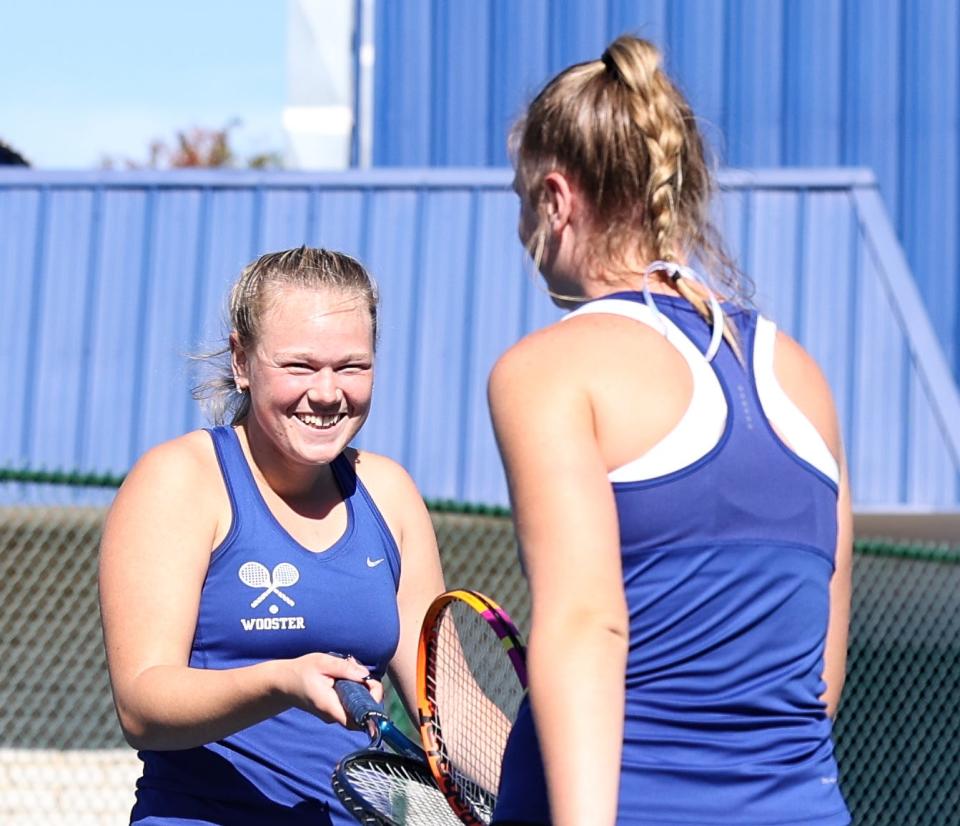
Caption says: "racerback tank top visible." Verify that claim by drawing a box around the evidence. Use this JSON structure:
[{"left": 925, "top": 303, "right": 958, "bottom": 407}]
[{"left": 495, "top": 293, "right": 849, "bottom": 825}]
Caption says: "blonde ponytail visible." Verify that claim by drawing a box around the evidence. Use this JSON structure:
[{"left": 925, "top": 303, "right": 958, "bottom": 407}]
[
  {"left": 602, "top": 37, "right": 744, "bottom": 362},
  {"left": 514, "top": 34, "right": 752, "bottom": 359},
  {"left": 672, "top": 274, "right": 744, "bottom": 363}
]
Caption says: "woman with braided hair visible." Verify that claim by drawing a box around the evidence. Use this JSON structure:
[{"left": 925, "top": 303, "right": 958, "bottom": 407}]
[{"left": 489, "top": 36, "right": 851, "bottom": 825}]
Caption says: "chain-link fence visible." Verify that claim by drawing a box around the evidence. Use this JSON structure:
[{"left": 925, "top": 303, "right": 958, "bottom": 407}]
[{"left": 1, "top": 502, "right": 958, "bottom": 824}]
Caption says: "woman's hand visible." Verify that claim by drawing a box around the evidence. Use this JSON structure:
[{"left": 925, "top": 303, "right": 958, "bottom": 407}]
[{"left": 281, "top": 653, "right": 383, "bottom": 725}]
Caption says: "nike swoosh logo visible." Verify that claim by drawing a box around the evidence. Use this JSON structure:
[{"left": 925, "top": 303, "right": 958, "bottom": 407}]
[{"left": 366, "top": 557, "right": 385, "bottom": 568}]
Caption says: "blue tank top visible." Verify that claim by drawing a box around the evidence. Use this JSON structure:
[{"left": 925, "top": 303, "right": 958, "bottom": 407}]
[
  {"left": 132, "top": 426, "right": 402, "bottom": 825},
  {"left": 495, "top": 294, "right": 850, "bottom": 825}
]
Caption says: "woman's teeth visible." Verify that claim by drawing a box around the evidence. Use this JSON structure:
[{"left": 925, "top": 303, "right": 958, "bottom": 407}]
[{"left": 296, "top": 413, "right": 343, "bottom": 429}]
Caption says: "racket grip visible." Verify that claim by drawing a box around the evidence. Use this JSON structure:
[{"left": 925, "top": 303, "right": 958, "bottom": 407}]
[{"left": 334, "top": 679, "right": 384, "bottom": 726}]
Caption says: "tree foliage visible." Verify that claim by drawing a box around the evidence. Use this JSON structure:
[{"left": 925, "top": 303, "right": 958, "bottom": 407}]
[{"left": 102, "top": 120, "right": 282, "bottom": 170}]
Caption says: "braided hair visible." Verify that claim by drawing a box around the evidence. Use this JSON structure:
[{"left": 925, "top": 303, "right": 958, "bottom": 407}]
[{"left": 513, "top": 35, "right": 750, "bottom": 359}]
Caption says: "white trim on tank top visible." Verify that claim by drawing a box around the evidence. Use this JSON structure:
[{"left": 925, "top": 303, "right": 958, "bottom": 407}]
[
  {"left": 564, "top": 299, "right": 840, "bottom": 484},
  {"left": 753, "top": 316, "right": 839, "bottom": 484}
]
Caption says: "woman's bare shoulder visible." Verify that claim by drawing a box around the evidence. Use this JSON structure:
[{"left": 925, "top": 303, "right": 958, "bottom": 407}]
[
  {"left": 105, "top": 429, "right": 224, "bottom": 529},
  {"left": 489, "top": 310, "right": 682, "bottom": 411},
  {"left": 345, "top": 449, "right": 434, "bottom": 556},
  {"left": 345, "top": 449, "right": 423, "bottom": 510},
  {"left": 126, "top": 429, "right": 220, "bottom": 484},
  {"left": 770, "top": 327, "right": 842, "bottom": 454}
]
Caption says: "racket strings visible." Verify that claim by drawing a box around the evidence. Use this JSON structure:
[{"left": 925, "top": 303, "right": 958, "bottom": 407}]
[
  {"left": 338, "top": 755, "right": 463, "bottom": 825},
  {"left": 421, "top": 716, "right": 496, "bottom": 821},
  {"left": 428, "top": 603, "right": 524, "bottom": 815}
]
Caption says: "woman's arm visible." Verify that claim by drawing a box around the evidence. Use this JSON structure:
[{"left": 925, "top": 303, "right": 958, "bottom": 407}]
[
  {"left": 822, "top": 452, "right": 852, "bottom": 719},
  {"left": 489, "top": 331, "right": 629, "bottom": 826},
  {"left": 355, "top": 454, "right": 446, "bottom": 720},
  {"left": 99, "top": 432, "right": 370, "bottom": 751},
  {"left": 771, "top": 331, "right": 852, "bottom": 718}
]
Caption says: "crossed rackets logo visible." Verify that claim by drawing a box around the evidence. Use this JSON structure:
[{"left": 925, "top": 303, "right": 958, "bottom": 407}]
[{"left": 238, "top": 561, "right": 300, "bottom": 608}]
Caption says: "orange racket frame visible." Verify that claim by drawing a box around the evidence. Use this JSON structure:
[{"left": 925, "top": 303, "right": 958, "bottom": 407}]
[{"left": 416, "top": 589, "right": 527, "bottom": 825}]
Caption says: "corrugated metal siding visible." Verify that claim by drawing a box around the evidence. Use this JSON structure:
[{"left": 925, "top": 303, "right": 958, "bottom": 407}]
[
  {"left": 0, "top": 168, "right": 957, "bottom": 510},
  {"left": 370, "top": 0, "right": 960, "bottom": 380}
]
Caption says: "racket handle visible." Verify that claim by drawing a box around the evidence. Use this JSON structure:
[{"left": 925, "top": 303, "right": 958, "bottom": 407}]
[{"left": 334, "top": 679, "right": 384, "bottom": 726}]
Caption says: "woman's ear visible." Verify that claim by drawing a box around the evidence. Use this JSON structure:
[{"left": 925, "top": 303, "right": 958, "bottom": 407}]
[
  {"left": 230, "top": 332, "right": 249, "bottom": 392},
  {"left": 541, "top": 170, "right": 575, "bottom": 233}
]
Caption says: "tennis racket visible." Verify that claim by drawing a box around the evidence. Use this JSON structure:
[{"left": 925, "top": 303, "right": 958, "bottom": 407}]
[
  {"left": 416, "top": 589, "right": 528, "bottom": 825},
  {"left": 332, "top": 679, "right": 466, "bottom": 825}
]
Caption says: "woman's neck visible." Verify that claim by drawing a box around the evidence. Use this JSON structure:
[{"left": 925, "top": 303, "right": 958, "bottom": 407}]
[
  {"left": 234, "top": 421, "right": 336, "bottom": 503},
  {"left": 580, "top": 266, "right": 683, "bottom": 300}
]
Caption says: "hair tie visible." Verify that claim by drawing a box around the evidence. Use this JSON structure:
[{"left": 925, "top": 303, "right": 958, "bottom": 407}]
[{"left": 600, "top": 49, "right": 619, "bottom": 77}]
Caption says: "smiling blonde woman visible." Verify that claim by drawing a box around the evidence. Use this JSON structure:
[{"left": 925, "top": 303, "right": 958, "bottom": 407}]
[{"left": 99, "top": 246, "right": 445, "bottom": 825}]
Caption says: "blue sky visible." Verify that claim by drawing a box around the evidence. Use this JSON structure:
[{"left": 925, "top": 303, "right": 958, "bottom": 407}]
[{"left": 1, "top": 0, "right": 288, "bottom": 168}]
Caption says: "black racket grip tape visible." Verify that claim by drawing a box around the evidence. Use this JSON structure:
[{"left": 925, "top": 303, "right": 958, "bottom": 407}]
[{"left": 334, "top": 679, "right": 384, "bottom": 726}]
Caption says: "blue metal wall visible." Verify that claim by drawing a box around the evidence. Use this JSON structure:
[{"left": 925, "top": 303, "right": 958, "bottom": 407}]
[
  {"left": 370, "top": 0, "right": 960, "bottom": 382},
  {"left": 0, "top": 168, "right": 958, "bottom": 510}
]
